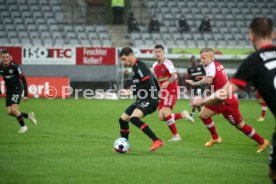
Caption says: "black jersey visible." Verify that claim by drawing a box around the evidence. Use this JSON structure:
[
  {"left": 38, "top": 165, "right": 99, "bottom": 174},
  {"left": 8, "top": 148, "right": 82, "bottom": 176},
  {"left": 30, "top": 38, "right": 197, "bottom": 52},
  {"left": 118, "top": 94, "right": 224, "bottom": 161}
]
[
  {"left": 131, "top": 60, "right": 159, "bottom": 101},
  {"left": 0, "top": 62, "right": 28, "bottom": 96},
  {"left": 187, "top": 64, "right": 206, "bottom": 81},
  {"left": 230, "top": 45, "right": 276, "bottom": 117}
]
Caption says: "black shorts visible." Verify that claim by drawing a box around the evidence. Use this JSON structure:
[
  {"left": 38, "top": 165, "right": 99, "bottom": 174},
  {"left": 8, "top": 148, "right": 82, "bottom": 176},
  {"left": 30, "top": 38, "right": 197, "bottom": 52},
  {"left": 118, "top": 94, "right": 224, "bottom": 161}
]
[
  {"left": 125, "top": 99, "right": 158, "bottom": 117},
  {"left": 269, "top": 131, "right": 276, "bottom": 171},
  {"left": 6, "top": 88, "right": 23, "bottom": 107}
]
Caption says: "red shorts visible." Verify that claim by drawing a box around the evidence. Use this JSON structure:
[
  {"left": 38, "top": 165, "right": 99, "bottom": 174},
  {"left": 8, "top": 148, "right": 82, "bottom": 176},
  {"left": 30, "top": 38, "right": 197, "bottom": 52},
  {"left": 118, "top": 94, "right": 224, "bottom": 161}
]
[
  {"left": 158, "top": 92, "right": 177, "bottom": 111},
  {"left": 205, "top": 97, "right": 243, "bottom": 125}
]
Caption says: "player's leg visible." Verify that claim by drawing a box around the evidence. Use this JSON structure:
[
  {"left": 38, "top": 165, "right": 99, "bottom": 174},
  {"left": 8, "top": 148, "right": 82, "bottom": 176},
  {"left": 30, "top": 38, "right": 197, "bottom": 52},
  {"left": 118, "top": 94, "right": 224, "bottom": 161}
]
[
  {"left": 129, "top": 100, "right": 163, "bottom": 151},
  {"left": 257, "top": 97, "right": 267, "bottom": 121},
  {"left": 199, "top": 106, "right": 221, "bottom": 147},
  {"left": 7, "top": 104, "right": 28, "bottom": 133},
  {"left": 118, "top": 103, "right": 136, "bottom": 140},
  {"left": 160, "top": 107, "right": 181, "bottom": 141},
  {"left": 222, "top": 107, "right": 269, "bottom": 153},
  {"left": 269, "top": 131, "right": 276, "bottom": 183}
]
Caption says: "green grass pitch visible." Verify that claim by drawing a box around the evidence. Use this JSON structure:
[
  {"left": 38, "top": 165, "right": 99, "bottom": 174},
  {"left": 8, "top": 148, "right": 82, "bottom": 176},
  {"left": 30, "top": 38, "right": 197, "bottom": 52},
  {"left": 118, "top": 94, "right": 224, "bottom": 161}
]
[{"left": 0, "top": 98, "right": 274, "bottom": 184}]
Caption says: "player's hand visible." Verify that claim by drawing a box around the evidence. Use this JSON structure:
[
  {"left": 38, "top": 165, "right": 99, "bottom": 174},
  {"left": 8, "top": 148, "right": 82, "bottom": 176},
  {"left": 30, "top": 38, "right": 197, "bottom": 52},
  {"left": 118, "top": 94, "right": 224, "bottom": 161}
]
[
  {"left": 195, "top": 76, "right": 204, "bottom": 80},
  {"left": 161, "top": 81, "right": 169, "bottom": 89},
  {"left": 185, "top": 80, "right": 196, "bottom": 86},
  {"left": 22, "top": 97, "right": 29, "bottom": 102},
  {"left": 190, "top": 96, "right": 204, "bottom": 107}
]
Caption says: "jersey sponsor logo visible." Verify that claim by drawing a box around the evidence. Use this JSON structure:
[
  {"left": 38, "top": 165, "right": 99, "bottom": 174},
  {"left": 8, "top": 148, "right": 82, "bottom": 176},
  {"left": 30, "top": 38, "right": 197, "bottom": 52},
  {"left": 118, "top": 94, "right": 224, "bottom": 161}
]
[
  {"left": 8, "top": 69, "right": 13, "bottom": 74},
  {"left": 4, "top": 75, "right": 14, "bottom": 79}
]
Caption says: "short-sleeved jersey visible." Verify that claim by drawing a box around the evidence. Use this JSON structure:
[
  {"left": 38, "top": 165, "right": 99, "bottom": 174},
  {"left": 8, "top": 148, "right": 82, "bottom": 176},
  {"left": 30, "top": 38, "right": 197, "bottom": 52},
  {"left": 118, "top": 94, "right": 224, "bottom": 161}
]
[
  {"left": 230, "top": 45, "right": 276, "bottom": 117},
  {"left": 187, "top": 64, "right": 206, "bottom": 81},
  {"left": 205, "top": 61, "right": 228, "bottom": 91},
  {"left": 152, "top": 58, "right": 177, "bottom": 92},
  {"left": 0, "top": 62, "right": 24, "bottom": 91},
  {"left": 132, "top": 59, "right": 159, "bottom": 101}
]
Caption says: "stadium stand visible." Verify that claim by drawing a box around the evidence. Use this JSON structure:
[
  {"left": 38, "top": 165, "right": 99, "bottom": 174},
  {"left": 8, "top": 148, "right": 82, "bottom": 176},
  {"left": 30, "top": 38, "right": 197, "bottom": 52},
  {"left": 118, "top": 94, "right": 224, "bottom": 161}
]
[
  {"left": 0, "top": 0, "right": 113, "bottom": 47},
  {"left": 128, "top": 0, "right": 276, "bottom": 48},
  {"left": 0, "top": 0, "right": 275, "bottom": 48}
]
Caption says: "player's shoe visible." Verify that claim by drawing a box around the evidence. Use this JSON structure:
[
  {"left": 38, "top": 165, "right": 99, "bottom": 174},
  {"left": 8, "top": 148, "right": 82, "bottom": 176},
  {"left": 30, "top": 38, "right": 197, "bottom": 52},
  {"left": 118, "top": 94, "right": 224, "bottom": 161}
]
[
  {"left": 150, "top": 139, "right": 163, "bottom": 151},
  {"left": 205, "top": 137, "right": 222, "bottom": 147},
  {"left": 257, "top": 139, "right": 270, "bottom": 153},
  {"left": 18, "top": 126, "right": 28, "bottom": 134},
  {"left": 28, "top": 112, "right": 37, "bottom": 125},
  {"left": 182, "top": 110, "right": 194, "bottom": 123},
  {"left": 257, "top": 117, "right": 265, "bottom": 122},
  {"left": 168, "top": 134, "right": 181, "bottom": 142}
]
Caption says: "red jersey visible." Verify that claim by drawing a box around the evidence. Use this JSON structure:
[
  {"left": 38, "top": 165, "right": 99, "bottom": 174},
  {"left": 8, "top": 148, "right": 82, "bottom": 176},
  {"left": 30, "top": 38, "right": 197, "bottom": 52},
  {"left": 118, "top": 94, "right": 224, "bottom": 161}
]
[
  {"left": 153, "top": 58, "right": 178, "bottom": 93},
  {"left": 205, "top": 61, "right": 228, "bottom": 91},
  {"left": 205, "top": 61, "right": 238, "bottom": 106}
]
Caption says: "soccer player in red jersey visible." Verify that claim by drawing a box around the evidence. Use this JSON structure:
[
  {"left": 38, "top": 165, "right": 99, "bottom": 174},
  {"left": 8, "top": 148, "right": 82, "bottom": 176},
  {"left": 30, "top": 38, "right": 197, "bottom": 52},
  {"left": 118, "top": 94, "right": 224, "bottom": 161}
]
[
  {"left": 190, "top": 17, "right": 275, "bottom": 182},
  {"left": 256, "top": 91, "right": 268, "bottom": 122},
  {"left": 152, "top": 45, "right": 193, "bottom": 142},
  {"left": 186, "top": 48, "right": 268, "bottom": 151}
]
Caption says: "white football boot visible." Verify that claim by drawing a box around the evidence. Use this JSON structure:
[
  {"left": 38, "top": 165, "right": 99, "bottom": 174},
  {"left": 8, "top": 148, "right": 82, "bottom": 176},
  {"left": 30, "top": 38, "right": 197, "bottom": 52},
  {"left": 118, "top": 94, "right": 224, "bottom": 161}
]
[
  {"left": 28, "top": 112, "right": 37, "bottom": 125},
  {"left": 182, "top": 110, "right": 194, "bottom": 123},
  {"left": 18, "top": 126, "right": 28, "bottom": 134}
]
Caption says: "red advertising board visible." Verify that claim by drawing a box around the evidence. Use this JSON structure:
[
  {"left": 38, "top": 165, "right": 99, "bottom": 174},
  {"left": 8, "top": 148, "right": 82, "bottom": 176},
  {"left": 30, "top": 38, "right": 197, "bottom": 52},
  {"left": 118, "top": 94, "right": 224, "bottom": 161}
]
[
  {"left": 0, "top": 77, "right": 70, "bottom": 98},
  {"left": 76, "top": 47, "right": 116, "bottom": 65},
  {"left": 0, "top": 46, "right": 22, "bottom": 64}
]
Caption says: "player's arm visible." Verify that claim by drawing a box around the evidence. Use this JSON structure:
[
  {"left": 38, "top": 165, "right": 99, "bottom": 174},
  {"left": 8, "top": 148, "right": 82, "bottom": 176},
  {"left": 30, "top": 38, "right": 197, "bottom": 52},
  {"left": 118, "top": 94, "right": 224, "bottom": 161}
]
[
  {"left": 186, "top": 76, "right": 213, "bottom": 86},
  {"left": 162, "top": 60, "right": 177, "bottom": 88},
  {"left": 20, "top": 75, "right": 28, "bottom": 97},
  {"left": 191, "top": 82, "right": 239, "bottom": 106},
  {"left": 17, "top": 66, "right": 29, "bottom": 99}
]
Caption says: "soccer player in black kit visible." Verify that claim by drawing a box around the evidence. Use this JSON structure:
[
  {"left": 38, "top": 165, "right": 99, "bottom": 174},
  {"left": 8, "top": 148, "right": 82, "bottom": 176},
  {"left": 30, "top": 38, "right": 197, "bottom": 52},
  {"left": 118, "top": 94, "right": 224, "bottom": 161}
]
[
  {"left": 0, "top": 49, "right": 37, "bottom": 133},
  {"left": 190, "top": 17, "right": 276, "bottom": 182},
  {"left": 187, "top": 55, "right": 206, "bottom": 120},
  {"left": 118, "top": 47, "right": 163, "bottom": 151}
]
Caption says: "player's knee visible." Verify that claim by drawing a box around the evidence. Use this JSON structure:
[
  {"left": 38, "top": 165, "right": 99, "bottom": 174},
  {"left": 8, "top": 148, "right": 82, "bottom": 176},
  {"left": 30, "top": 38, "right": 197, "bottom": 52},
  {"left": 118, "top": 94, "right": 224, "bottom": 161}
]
[
  {"left": 235, "top": 121, "right": 245, "bottom": 129},
  {"left": 9, "top": 108, "right": 17, "bottom": 116},
  {"left": 199, "top": 113, "right": 208, "bottom": 120},
  {"left": 7, "top": 110, "right": 14, "bottom": 116},
  {"left": 158, "top": 113, "right": 165, "bottom": 121}
]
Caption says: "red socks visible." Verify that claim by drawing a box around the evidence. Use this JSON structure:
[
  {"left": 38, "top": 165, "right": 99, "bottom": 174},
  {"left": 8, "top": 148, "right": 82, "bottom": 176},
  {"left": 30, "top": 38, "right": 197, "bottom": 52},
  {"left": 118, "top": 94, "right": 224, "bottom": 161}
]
[
  {"left": 200, "top": 117, "right": 219, "bottom": 139},
  {"left": 261, "top": 103, "right": 267, "bottom": 118},
  {"left": 165, "top": 114, "right": 178, "bottom": 135},
  {"left": 240, "top": 124, "right": 264, "bottom": 145}
]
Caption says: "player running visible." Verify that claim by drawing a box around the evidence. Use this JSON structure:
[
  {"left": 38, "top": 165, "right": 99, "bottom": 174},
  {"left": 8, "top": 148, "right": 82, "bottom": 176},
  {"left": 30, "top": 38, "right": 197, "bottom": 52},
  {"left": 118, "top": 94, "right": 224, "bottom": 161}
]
[
  {"left": 256, "top": 91, "right": 268, "bottom": 122},
  {"left": 187, "top": 55, "right": 206, "bottom": 120},
  {"left": 117, "top": 47, "right": 163, "bottom": 151},
  {"left": 190, "top": 17, "right": 275, "bottom": 182},
  {"left": 152, "top": 45, "right": 193, "bottom": 142},
  {"left": 186, "top": 48, "right": 269, "bottom": 151},
  {"left": 0, "top": 49, "right": 37, "bottom": 133}
]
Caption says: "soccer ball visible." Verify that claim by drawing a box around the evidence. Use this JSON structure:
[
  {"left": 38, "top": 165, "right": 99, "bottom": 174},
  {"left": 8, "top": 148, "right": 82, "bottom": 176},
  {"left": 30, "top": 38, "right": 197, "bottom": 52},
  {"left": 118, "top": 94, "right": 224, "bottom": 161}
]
[{"left": 114, "top": 137, "right": 130, "bottom": 153}]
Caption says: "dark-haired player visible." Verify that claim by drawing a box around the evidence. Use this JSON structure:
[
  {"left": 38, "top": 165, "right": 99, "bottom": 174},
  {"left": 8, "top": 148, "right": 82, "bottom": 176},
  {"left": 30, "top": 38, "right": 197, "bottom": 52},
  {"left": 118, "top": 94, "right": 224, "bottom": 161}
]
[
  {"left": 0, "top": 49, "right": 37, "bottom": 133},
  {"left": 190, "top": 17, "right": 276, "bottom": 182},
  {"left": 118, "top": 47, "right": 163, "bottom": 151}
]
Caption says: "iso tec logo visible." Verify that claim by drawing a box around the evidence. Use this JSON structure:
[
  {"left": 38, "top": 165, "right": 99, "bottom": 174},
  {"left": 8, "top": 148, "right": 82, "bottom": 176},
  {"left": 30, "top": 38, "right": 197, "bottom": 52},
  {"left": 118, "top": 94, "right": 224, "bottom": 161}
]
[{"left": 22, "top": 47, "right": 75, "bottom": 65}]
